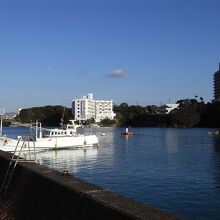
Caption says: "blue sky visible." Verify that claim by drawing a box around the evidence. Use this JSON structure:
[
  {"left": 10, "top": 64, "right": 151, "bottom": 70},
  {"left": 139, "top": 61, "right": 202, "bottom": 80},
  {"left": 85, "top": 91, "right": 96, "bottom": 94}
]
[{"left": 0, "top": 0, "right": 220, "bottom": 111}]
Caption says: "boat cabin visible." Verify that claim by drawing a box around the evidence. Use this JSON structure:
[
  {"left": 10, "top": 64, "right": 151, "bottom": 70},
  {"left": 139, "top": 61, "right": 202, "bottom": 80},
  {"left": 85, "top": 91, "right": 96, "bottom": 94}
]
[
  {"left": 37, "top": 120, "right": 81, "bottom": 138},
  {"left": 42, "top": 128, "right": 77, "bottom": 137}
]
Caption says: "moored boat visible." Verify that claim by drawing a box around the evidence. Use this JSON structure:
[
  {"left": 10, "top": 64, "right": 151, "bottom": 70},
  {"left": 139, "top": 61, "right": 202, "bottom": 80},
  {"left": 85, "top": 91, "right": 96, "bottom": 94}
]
[
  {"left": 208, "top": 131, "right": 219, "bottom": 135},
  {"left": 0, "top": 120, "right": 99, "bottom": 152},
  {"left": 121, "top": 128, "right": 133, "bottom": 136}
]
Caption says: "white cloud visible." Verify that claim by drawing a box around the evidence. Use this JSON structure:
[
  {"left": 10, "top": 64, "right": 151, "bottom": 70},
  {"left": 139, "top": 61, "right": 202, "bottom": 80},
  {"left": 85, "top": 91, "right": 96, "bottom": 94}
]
[{"left": 105, "top": 69, "right": 127, "bottom": 78}]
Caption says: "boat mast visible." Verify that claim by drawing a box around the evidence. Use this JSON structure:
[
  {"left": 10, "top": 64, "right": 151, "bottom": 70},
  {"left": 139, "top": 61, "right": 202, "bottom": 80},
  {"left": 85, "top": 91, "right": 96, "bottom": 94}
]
[{"left": 61, "top": 107, "right": 65, "bottom": 126}]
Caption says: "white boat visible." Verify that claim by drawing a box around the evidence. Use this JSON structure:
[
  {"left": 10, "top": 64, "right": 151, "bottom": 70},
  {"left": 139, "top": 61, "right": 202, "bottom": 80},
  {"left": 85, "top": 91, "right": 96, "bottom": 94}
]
[{"left": 0, "top": 120, "right": 99, "bottom": 152}]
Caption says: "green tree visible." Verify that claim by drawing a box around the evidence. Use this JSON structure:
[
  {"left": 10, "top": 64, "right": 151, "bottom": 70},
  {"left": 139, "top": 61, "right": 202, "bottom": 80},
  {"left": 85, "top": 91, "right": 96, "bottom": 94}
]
[
  {"left": 84, "top": 118, "right": 95, "bottom": 125},
  {"left": 15, "top": 106, "right": 73, "bottom": 126},
  {"left": 100, "top": 118, "right": 116, "bottom": 127},
  {"left": 170, "top": 104, "right": 201, "bottom": 128}
]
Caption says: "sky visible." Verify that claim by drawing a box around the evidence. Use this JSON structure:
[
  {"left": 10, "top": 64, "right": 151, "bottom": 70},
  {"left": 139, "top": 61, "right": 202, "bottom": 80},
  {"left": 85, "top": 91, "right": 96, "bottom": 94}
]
[{"left": 0, "top": 0, "right": 220, "bottom": 112}]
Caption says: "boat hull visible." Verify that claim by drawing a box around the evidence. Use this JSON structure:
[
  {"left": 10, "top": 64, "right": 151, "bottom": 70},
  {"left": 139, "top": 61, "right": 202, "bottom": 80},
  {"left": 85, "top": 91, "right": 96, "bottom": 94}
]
[{"left": 0, "top": 135, "right": 99, "bottom": 152}]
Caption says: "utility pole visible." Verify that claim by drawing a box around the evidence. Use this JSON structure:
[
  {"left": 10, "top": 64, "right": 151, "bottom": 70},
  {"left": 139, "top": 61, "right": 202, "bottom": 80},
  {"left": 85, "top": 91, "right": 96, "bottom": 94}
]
[{"left": 0, "top": 108, "right": 6, "bottom": 137}]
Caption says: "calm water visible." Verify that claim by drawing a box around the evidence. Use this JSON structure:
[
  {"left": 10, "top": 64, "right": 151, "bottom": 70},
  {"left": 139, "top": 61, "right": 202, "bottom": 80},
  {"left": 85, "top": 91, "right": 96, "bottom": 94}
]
[{"left": 2, "top": 126, "right": 220, "bottom": 220}]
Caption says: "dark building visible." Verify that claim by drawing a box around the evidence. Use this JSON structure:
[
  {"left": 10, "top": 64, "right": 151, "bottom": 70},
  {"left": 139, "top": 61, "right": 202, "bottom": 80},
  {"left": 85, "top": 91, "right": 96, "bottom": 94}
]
[{"left": 214, "top": 63, "right": 220, "bottom": 102}]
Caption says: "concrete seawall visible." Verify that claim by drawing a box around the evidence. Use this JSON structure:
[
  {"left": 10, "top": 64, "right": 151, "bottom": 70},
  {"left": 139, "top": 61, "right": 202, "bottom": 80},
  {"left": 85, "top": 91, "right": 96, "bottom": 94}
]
[{"left": 0, "top": 151, "right": 181, "bottom": 220}]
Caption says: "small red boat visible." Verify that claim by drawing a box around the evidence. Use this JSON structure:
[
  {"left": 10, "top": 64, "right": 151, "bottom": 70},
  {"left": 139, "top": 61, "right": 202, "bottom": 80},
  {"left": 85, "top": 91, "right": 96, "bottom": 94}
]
[
  {"left": 121, "top": 128, "right": 133, "bottom": 136},
  {"left": 208, "top": 131, "right": 219, "bottom": 135}
]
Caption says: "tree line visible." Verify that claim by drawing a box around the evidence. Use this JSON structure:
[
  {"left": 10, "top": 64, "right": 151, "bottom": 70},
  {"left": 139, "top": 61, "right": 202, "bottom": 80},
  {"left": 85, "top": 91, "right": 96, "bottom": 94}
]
[
  {"left": 114, "top": 100, "right": 220, "bottom": 128},
  {"left": 15, "top": 106, "right": 73, "bottom": 126},
  {"left": 12, "top": 100, "right": 220, "bottom": 128}
]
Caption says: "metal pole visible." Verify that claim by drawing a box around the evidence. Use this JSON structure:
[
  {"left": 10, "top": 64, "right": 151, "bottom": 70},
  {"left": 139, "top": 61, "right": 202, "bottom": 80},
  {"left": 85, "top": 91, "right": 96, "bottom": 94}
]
[
  {"left": 0, "top": 117, "right": 2, "bottom": 137},
  {"left": 35, "top": 121, "right": 38, "bottom": 139},
  {"left": 0, "top": 108, "right": 5, "bottom": 137},
  {"left": 40, "top": 122, "right": 42, "bottom": 138}
]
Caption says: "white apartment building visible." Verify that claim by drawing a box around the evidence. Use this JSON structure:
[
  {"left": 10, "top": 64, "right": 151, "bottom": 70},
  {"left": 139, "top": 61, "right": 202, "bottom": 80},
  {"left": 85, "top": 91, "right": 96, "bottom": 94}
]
[{"left": 72, "top": 93, "right": 116, "bottom": 122}]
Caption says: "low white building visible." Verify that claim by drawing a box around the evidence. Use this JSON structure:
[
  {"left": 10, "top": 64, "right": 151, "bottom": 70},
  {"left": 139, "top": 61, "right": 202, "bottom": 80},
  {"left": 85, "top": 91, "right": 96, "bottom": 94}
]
[
  {"left": 2, "top": 112, "right": 17, "bottom": 119},
  {"left": 159, "top": 104, "right": 179, "bottom": 114},
  {"left": 72, "top": 93, "right": 116, "bottom": 122}
]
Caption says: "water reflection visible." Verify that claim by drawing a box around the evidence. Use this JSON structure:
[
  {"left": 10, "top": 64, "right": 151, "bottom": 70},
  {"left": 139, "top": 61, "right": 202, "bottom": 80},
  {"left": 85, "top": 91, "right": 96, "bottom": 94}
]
[
  {"left": 32, "top": 127, "right": 119, "bottom": 174},
  {"left": 35, "top": 148, "right": 98, "bottom": 173},
  {"left": 211, "top": 135, "right": 220, "bottom": 190},
  {"left": 164, "top": 128, "right": 178, "bottom": 150}
]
